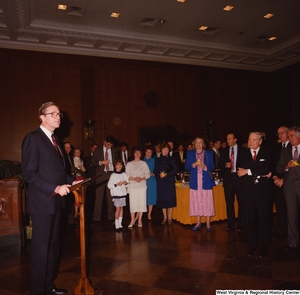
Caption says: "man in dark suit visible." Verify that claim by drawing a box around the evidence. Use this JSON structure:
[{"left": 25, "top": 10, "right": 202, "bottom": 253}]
[
  {"left": 219, "top": 133, "right": 246, "bottom": 231},
  {"left": 272, "top": 126, "right": 289, "bottom": 238},
  {"left": 83, "top": 143, "right": 99, "bottom": 223},
  {"left": 153, "top": 143, "right": 161, "bottom": 159},
  {"left": 118, "top": 141, "right": 129, "bottom": 168},
  {"left": 92, "top": 136, "right": 118, "bottom": 225},
  {"left": 237, "top": 132, "right": 273, "bottom": 258},
  {"left": 176, "top": 143, "right": 187, "bottom": 172},
  {"left": 22, "top": 102, "right": 78, "bottom": 295},
  {"left": 211, "top": 139, "right": 221, "bottom": 169},
  {"left": 63, "top": 141, "right": 74, "bottom": 177},
  {"left": 276, "top": 126, "right": 300, "bottom": 250},
  {"left": 167, "top": 140, "right": 181, "bottom": 171},
  {"left": 62, "top": 141, "right": 76, "bottom": 225}
]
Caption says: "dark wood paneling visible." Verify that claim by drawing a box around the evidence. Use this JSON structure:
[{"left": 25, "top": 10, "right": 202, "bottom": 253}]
[{"left": 0, "top": 48, "right": 298, "bottom": 161}]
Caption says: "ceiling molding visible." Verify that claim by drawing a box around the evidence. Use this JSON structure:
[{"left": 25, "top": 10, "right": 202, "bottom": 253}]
[{"left": 1, "top": 0, "right": 300, "bottom": 72}]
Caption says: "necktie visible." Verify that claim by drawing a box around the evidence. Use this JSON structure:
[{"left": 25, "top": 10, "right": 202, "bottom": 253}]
[
  {"left": 124, "top": 151, "right": 127, "bottom": 163},
  {"left": 51, "top": 134, "right": 63, "bottom": 163},
  {"left": 105, "top": 149, "right": 109, "bottom": 171},
  {"left": 253, "top": 150, "right": 257, "bottom": 161},
  {"left": 230, "top": 147, "right": 234, "bottom": 172},
  {"left": 282, "top": 143, "right": 285, "bottom": 149},
  {"left": 294, "top": 147, "right": 298, "bottom": 161}
]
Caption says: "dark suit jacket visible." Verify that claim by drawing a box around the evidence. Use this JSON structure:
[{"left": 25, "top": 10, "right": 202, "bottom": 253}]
[
  {"left": 83, "top": 154, "right": 97, "bottom": 186},
  {"left": 22, "top": 128, "right": 74, "bottom": 215},
  {"left": 277, "top": 144, "right": 300, "bottom": 196},
  {"left": 237, "top": 146, "right": 272, "bottom": 197},
  {"left": 83, "top": 154, "right": 96, "bottom": 178},
  {"left": 92, "top": 145, "right": 118, "bottom": 181},
  {"left": 272, "top": 142, "right": 290, "bottom": 179},
  {"left": 210, "top": 148, "right": 220, "bottom": 169},
  {"left": 63, "top": 152, "right": 74, "bottom": 177},
  {"left": 172, "top": 151, "right": 184, "bottom": 172},
  {"left": 118, "top": 150, "right": 129, "bottom": 167},
  {"left": 219, "top": 145, "right": 246, "bottom": 188},
  {"left": 175, "top": 150, "right": 187, "bottom": 172}
]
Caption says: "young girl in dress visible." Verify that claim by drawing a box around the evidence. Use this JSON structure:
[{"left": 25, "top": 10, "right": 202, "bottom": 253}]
[{"left": 107, "top": 160, "right": 129, "bottom": 231}]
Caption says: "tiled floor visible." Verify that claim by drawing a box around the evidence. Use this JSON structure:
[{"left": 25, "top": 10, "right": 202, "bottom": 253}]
[{"left": 1, "top": 207, "right": 300, "bottom": 295}]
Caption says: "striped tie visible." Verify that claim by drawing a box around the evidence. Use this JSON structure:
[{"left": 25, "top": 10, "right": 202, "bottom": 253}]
[{"left": 51, "top": 134, "right": 63, "bottom": 163}]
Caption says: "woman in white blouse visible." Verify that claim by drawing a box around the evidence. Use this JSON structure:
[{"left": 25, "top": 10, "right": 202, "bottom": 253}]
[{"left": 125, "top": 147, "right": 150, "bottom": 227}]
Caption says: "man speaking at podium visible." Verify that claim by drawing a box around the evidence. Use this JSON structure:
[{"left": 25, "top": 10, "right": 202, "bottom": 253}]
[{"left": 22, "top": 102, "right": 80, "bottom": 295}]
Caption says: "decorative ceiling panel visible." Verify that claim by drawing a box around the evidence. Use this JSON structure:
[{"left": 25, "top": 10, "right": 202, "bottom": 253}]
[{"left": 0, "top": 0, "right": 300, "bottom": 72}]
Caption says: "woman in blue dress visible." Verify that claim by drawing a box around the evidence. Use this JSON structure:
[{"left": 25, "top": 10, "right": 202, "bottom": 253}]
[
  {"left": 143, "top": 146, "right": 157, "bottom": 220},
  {"left": 154, "top": 143, "right": 179, "bottom": 225}
]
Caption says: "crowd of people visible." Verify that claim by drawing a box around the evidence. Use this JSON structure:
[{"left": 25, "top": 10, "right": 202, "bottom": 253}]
[
  {"left": 62, "top": 127, "right": 300, "bottom": 260},
  {"left": 21, "top": 101, "right": 300, "bottom": 294},
  {"left": 86, "top": 127, "right": 300, "bottom": 260}
]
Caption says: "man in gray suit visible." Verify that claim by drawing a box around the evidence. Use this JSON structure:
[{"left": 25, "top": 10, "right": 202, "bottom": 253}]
[
  {"left": 92, "top": 136, "right": 118, "bottom": 225},
  {"left": 277, "top": 126, "right": 300, "bottom": 250}
]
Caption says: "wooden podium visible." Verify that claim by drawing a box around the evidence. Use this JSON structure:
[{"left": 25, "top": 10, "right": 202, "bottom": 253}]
[
  {"left": 70, "top": 181, "right": 95, "bottom": 295},
  {"left": 53, "top": 178, "right": 105, "bottom": 294},
  {"left": 67, "top": 179, "right": 97, "bottom": 295}
]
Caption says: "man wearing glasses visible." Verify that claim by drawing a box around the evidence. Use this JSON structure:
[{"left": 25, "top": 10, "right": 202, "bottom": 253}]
[
  {"left": 277, "top": 126, "right": 300, "bottom": 251},
  {"left": 92, "top": 135, "right": 118, "bottom": 225},
  {"left": 22, "top": 102, "right": 80, "bottom": 295}
]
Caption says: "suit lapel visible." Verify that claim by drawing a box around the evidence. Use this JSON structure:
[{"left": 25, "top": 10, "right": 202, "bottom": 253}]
[
  {"left": 226, "top": 147, "right": 230, "bottom": 162},
  {"left": 37, "top": 128, "right": 65, "bottom": 167}
]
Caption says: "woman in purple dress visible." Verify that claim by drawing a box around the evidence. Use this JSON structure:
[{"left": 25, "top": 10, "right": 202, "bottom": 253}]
[{"left": 185, "top": 137, "right": 215, "bottom": 231}]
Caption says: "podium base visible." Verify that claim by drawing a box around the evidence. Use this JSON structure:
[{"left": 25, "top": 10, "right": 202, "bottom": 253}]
[{"left": 74, "top": 277, "right": 94, "bottom": 295}]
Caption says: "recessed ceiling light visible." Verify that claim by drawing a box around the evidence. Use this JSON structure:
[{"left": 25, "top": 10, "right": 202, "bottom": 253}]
[
  {"left": 223, "top": 5, "right": 234, "bottom": 11},
  {"left": 269, "top": 36, "right": 277, "bottom": 41},
  {"left": 264, "top": 13, "right": 274, "bottom": 19},
  {"left": 199, "top": 26, "right": 208, "bottom": 31},
  {"left": 177, "top": 0, "right": 186, "bottom": 2},
  {"left": 111, "top": 12, "right": 120, "bottom": 18},
  {"left": 57, "top": 4, "right": 67, "bottom": 11}
]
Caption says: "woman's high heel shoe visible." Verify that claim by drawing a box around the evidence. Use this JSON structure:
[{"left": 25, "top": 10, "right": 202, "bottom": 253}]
[
  {"left": 206, "top": 227, "right": 211, "bottom": 232},
  {"left": 128, "top": 216, "right": 139, "bottom": 228},
  {"left": 128, "top": 220, "right": 137, "bottom": 228},
  {"left": 161, "top": 219, "right": 167, "bottom": 225},
  {"left": 192, "top": 224, "right": 202, "bottom": 231}
]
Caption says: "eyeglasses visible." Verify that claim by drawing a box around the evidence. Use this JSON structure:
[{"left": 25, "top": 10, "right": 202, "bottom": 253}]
[
  {"left": 276, "top": 130, "right": 287, "bottom": 136},
  {"left": 43, "top": 112, "right": 63, "bottom": 118}
]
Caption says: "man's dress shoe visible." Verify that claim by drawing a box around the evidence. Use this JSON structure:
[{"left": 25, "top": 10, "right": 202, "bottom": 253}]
[
  {"left": 47, "top": 288, "right": 68, "bottom": 295},
  {"left": 258, "top": 249, "right": 267, "bottom": 258},
  {"left": 246, "top": 247, "right": 256, "bottom": 256},
  {"left": 91, "top": 221, "right": 100, "bottom": 226}
]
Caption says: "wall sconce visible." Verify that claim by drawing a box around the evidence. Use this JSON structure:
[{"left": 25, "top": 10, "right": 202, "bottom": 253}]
[{"left": 84, "top": 120, "right": 95, "bottom": 140}]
